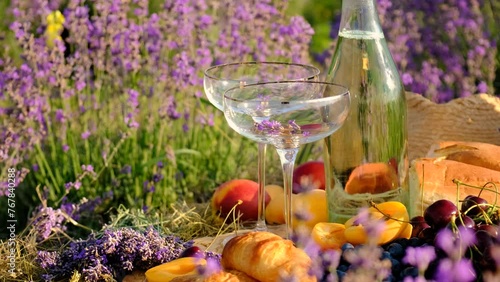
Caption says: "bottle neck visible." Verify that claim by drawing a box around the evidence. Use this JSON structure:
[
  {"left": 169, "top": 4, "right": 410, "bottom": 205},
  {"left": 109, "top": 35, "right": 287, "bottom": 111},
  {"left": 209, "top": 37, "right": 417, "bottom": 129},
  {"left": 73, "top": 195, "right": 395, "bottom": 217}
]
[{"left": 338, "top": 0, "right": 383, "bottom": 37}]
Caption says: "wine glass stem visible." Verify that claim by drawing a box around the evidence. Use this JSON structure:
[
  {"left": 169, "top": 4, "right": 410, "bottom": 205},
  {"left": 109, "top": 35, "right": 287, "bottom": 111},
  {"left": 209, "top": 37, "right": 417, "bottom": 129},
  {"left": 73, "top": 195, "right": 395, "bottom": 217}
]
[
  {"left": 276, "top": 147, "right": 299, "bottom": 239},
  {"left": 255, "top": 142, "right": 267, "bottom": 231}
]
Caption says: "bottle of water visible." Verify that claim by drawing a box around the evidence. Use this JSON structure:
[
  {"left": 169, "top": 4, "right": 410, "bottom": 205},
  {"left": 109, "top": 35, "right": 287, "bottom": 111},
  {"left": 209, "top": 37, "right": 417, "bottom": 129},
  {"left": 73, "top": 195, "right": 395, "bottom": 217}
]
[{"left": 325, "top": 0, "right": 409, "bottom": 223}]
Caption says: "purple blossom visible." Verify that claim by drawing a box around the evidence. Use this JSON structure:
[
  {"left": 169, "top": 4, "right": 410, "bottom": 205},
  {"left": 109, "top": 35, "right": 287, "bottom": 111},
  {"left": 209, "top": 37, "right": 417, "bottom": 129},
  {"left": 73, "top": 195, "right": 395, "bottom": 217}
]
[
  {"left": 81, "top": 131, "right": 91, "bottom": 140},
  {"left": 31, "top": 206, "right": 67, "bottom": 241},
  {"left": 81, "top": 164, "right": 94, "bottom": 173},
  {"left": 198, "top": 257, "right": 222, "bottom": 277},
  {"left": 196, "top": 113, "right": 214, "bottom": 127},
  {"left": 255, "top": 120, "right": 282, "bottom": 134},
  {"left": 73, "top": 181, "right": 81, "bottom": 190},
  {"left": 435, "top": 227, "right": 476, "bottom": 259},
  {"left": 37, "top": 251, "right": 58, "bottom": 268},
  {"left": 435, "top": 258, "right": 476, "bottom": 282},
  {"left": 55, "top": 109, "right": 65, "bottom": 123},
  {"left": 120, "top": 165, "right": 132, "bottom": 174},
  {"left": 403, "top": 245, "right": 436, "bottom": 272},
  {"left": 152, "top": 173, "right": 163, "bottom": 183},
  {"left": 62, "top": 144, "right": 69, "bottom": 152}
]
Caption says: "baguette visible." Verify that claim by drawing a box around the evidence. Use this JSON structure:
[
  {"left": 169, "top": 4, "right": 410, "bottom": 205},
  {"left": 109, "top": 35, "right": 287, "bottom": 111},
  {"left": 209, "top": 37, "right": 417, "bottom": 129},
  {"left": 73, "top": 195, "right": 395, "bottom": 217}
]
[
  {"left": 408, "top": 158, "right": 500, "bottom": 217},
  {"left": 221, "top": 231, "right": 316, "bottom": 282},
  {"left": 428, "top": 141, "right": 500, "bottom": 172}
]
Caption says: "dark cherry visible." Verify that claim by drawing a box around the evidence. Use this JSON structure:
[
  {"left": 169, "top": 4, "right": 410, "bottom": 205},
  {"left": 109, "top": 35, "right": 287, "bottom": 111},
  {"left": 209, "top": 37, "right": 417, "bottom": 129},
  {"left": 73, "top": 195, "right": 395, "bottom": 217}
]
[
  {"left": 424, "top": 199, "right": 458, "bottom": 230},
  {"left": 179, "top": 246, "right": 204, "bottom": 259},
  {"left": 475, "top": 230, "right": 495, "bottom": 255},
  {"left": 461, "top": 195, "right": 489, "bottom": 216},
  {"left": 473, "top": 230, "right": 497, "bottom": 272},
  {"left": 475, "top": 224, "right": 499, "bottom": 238},
  {"left": 418, "top": 227, "right": 436, "bottom": 243},
  {"left": 410, "top": 216, "right": 430, "bottom": 238},
  {"left": 454, "top": 214, "right": 475, "bottom": 229}
]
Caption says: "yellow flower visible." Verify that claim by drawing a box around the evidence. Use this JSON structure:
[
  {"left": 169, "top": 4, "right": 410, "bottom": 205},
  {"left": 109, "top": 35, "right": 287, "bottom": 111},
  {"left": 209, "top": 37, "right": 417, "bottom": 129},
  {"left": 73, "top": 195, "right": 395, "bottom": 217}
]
[
  {"left": 45, "top": 24, "right": 64, "bottom": 48},
  {"left": 45, "top": 10, "right": 65, "bottom": 48},
  {"left": 47, "top": 10, "right": 65, "bottom": 26}
]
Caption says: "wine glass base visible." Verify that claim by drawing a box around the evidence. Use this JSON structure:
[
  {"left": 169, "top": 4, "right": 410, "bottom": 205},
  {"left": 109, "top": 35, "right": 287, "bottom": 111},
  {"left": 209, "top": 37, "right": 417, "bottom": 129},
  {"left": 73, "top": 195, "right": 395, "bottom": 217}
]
[{"left": 253, "top": 222, "right": 268, "bottom": 232}]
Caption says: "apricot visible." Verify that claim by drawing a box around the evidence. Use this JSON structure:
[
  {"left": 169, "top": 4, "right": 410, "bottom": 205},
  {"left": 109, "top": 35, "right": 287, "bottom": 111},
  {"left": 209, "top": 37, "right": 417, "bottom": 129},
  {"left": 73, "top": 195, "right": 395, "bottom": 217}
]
[
  {"left": 311, "top": 222, "right": 347, "bottom": 250},
  {"left": 397, "top": 220, "right": 413, "bottom": 239},
  {"left": 265, "top": 185, "right": 285, "bottom": 224},
  {"left": 292, "top": 189, "right": 328, "bottom": 231},
  {"left": 344, "top": 201, "right": 409, "bottom": 245},
  {"left": 145, "top": 257, "right": 206, "bottom": 282},
  {"left": 211, "top": 179, "right": 271, "bottom": 222},
  {"left": 293, "top": 161, "right": 326, "bottom": 193}
]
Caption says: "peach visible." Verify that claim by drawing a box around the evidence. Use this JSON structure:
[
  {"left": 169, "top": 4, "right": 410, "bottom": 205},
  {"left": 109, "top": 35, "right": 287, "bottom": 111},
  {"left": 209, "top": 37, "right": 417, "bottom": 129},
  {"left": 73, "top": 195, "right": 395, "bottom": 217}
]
[
  {"left": 265, "top": 185, "right": 285, "bottom": 224},
  {"left": 344, "top": 201, "right": 409, "bottom": 245},
  {"left": 344, "top": 162, "right": 399, "bottom": 195},
  {"left": 293, "top": 161, "right": 326, "bottom": 193},
  {"left": 145, "top": 257, "right": 206, "bottom": 282},
  {"left": 292, "top": 189, "right": 328, "bottom": 231},
  {"left": 311, "top": 222, "right": 347, "bottom": 250},
  {"left": 211, "top": 179, "right": 270, "bottom": 222}
]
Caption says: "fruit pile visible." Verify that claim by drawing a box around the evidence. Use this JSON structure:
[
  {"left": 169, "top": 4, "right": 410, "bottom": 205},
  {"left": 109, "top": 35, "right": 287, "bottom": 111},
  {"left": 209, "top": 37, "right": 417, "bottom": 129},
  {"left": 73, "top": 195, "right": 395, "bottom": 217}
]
[
  {"left": 312, "top": 195, "right": 500, "bottom": 281},
  {"left": 206, "top": 160, "right": 500, "bottom": 281}
]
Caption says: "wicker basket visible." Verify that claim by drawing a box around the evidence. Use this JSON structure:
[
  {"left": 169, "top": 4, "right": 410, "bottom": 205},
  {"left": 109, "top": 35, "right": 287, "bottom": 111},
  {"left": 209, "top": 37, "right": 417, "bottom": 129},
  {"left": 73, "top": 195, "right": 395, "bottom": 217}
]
[{"left": 406, "top": 92, "right": 500, "bottom": 161}]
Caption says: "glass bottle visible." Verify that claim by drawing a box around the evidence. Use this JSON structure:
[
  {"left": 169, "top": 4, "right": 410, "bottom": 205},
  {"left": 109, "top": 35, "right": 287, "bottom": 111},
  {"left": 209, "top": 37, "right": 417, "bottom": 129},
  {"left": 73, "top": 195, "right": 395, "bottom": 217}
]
[{"left": 325, "top": 0, "right": 409, "bottom": 223}]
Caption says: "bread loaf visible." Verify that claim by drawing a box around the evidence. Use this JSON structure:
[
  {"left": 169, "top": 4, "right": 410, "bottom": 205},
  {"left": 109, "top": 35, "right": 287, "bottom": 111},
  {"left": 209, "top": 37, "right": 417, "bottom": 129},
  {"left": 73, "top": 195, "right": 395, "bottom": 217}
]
[
  {"left": 221, "top": 231, "right": 316, "bottom": 282},
  {"left": 428, "top": 141, "right": 500, "bottom": 172},
  {"left": 408, "top": 158, "right": 500, "bottom": 217}
]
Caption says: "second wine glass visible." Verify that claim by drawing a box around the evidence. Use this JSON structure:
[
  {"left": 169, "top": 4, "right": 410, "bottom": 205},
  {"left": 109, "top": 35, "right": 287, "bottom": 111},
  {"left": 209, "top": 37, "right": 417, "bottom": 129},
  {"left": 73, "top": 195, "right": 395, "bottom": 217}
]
[
  {"left": 223, "top": 81, "right": 350, "bottom": 238},
  {"left": 203, "top": 62, "right": 320, "bottom": 231}
]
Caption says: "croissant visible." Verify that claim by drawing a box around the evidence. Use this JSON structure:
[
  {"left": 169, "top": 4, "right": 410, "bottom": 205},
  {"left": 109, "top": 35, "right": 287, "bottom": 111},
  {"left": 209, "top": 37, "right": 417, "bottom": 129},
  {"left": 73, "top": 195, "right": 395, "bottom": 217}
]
[{"left": 221, "top": 231, "right": 317, "bottom": 282}]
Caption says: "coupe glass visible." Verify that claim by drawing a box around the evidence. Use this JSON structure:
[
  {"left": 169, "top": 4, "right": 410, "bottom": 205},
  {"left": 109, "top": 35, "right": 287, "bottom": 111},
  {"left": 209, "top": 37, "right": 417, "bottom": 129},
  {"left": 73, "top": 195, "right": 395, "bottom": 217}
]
[
  {"left": 203, "top": 62, "right": 320, "bottom": 231},
  {"left": 223, "top": 81, "right": 350, "bottom": 238}
]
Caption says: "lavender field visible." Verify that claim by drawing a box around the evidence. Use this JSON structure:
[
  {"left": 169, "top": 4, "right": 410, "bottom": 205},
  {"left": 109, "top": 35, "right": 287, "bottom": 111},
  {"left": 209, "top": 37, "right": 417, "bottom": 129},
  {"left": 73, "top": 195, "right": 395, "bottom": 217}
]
[{"left": 0, "top": 0, "right": 499, "bottom": 281}]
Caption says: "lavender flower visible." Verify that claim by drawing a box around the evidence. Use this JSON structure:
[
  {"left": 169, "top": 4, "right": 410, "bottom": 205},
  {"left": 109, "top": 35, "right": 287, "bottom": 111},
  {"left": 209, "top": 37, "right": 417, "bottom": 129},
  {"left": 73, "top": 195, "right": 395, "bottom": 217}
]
[
  {"left": 403, "top": 245, "right": 436, "bottom": 274},
  {"left": 31, "top": 206, "right": 67, "bottom": 242},
  {"left": 1, "top": 0, "right": 316, "bottom": 241},
  {"left": 433, "top": 227, "right": 477, "bottom": 281},
  {"left": 37, "top": 227, "right": 193, "bottom": 281},
  {"left": 324, "top": 0, "right": 497, "bottom": 102}
]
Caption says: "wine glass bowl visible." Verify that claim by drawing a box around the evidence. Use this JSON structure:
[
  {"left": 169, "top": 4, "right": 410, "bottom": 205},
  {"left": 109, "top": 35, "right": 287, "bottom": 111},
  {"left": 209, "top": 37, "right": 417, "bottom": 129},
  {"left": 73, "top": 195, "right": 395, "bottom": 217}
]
[
  {"left": 224, "top": 81, "right": 350, "bottom": 238},
  {"left": 203, "top": 62, "right": 320, "bottom": 232},
  {"left": 203, "top": 62, "right": 321, "bottom": 111},
  {"left": 224, "top": 85, "right": 349, "bottom": 148}
]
